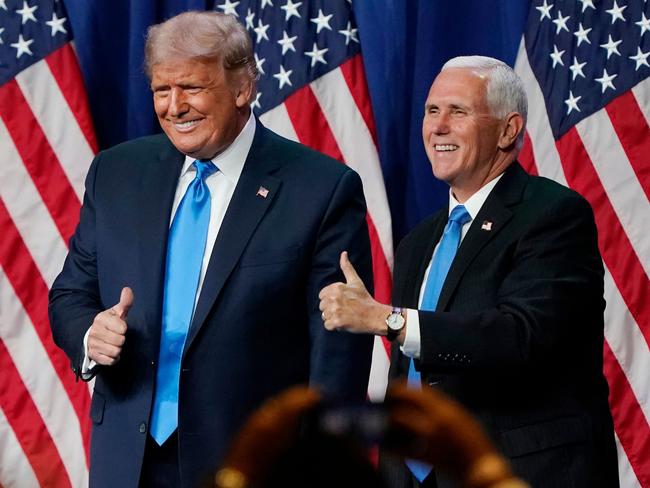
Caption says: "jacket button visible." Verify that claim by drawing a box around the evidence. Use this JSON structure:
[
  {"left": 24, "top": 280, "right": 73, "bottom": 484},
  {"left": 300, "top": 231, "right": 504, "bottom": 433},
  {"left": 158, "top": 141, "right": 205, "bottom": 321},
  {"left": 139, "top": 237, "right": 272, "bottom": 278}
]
[{"left": 139, "top": 422, "right": 147, "bottom": 434}]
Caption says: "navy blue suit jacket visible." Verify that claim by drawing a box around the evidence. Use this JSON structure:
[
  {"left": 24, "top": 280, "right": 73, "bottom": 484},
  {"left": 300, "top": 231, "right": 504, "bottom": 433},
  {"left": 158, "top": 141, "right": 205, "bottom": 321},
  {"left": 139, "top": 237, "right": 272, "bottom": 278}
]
[{"left": 49, "top": 123, "right": 374, "bottom": 487}]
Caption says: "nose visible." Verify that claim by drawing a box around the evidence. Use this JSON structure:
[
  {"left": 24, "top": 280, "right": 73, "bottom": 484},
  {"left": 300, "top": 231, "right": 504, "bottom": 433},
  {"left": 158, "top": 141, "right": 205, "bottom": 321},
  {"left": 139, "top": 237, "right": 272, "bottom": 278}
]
[
  {"left": 168, "top": 87, "right": 188, "bottom": 117},
  {"left": 430, "top": 112, "right": 450, "bottom": 135}
]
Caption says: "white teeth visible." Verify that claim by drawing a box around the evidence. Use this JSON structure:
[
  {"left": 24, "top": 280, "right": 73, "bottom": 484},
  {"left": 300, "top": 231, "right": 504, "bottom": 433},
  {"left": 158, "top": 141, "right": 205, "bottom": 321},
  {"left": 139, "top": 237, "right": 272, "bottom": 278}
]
[
  {"left": 174, "top": 120, "right": 199, "bottom": 129},
  {"left": 434, "top": 144, "right": 458, "bottom": 152}
]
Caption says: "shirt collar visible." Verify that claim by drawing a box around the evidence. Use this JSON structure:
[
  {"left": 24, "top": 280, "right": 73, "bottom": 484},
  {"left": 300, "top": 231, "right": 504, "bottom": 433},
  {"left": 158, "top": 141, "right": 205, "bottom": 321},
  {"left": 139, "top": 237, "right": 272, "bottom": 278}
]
[
  {"left": 180, "top": 111, "right": 256, "bottom": 181},
  {"left": 448, "top": 173, "right": 504, "bottom": 220}
]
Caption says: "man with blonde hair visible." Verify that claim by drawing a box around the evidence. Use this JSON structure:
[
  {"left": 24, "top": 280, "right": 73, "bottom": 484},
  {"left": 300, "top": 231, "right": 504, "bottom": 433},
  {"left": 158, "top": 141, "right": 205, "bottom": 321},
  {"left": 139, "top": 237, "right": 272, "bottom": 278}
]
[
  {"left": 320, "top": 56, "right": 618, "bottom": 487},
  {"left": 50, "top": 11, "right": 373, "bottom": 487}
]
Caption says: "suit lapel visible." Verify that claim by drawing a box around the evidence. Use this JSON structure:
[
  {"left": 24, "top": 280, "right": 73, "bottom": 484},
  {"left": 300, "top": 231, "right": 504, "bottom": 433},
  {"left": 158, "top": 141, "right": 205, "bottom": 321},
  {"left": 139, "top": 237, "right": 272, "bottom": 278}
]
[
  {"left": 185, "top": 125, "right": 281, "bottom": 351},
  {"left": 136, "top": 139, "right": 184, "bottom": 357},
  {"left": 436, "top": 162, "right": 528, "bottom": 311}
]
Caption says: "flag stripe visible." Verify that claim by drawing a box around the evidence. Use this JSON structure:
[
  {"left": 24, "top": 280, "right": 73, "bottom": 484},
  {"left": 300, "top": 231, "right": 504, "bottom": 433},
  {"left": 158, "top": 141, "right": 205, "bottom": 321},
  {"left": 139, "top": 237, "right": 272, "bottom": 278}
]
[
  {"left": 0, "top": 340, "right": 72, "bottom": 488},
  {"left": 604, "top": 340, "right": 650, "bottom": 487},
  {"left": 310, "top": 66, "right": 393, "bottom": 264},
  {"left": 339, "top": 55, "right": 380, "bottom": 147},
  {"left": 0, "top": 118, "right": 69, "bottom": 287},
  {"left": 0, "top": 200, "right": 92, "bottom": 455},
  {"left": 367, "top": 336, "right": 390, "bottom": 401},
  {"left": 518, "top": 133, "right": 538, "bottom": 176},
  {"left": 259, "top": 103, "right": 300, "bottom": 142},
  {"left": 575, "top": 111, "right": 650, "bottom": 278},
  {"left": 0, "top": 407, "right": 39, "bottom": 488},
  {"left": 616, "top": 434, "right": 644, "bottom": 488},
  {"left": 0, "top": 80, "right": 80, "bottom": 243},
  {"left": 45, "top": 44, "right": 98, "bottom": 154},
  {"left": 555, "top": 130, "right": 650, "bottom": 347},
  {"left": 17, "top": 58, "right": 93, "bottom": 200},
  {"left": 631, "top": 77, "right": 650, "bottom": 127},
  {"left": 0, "top": 269, "right": 89, "bottom": 485},
  {"left": 604, "top": 91, "right": 650, "bottom": 199}
]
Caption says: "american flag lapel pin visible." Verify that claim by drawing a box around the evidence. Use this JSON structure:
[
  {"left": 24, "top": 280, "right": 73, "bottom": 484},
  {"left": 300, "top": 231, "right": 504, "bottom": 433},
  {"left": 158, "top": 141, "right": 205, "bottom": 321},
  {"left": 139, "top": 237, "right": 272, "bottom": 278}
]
[
  {"left": 481, "top": 220, "right": 493, "bottom": 231},
  {"left": 256, "top": 186, "right": 269, "bottom": 198}
]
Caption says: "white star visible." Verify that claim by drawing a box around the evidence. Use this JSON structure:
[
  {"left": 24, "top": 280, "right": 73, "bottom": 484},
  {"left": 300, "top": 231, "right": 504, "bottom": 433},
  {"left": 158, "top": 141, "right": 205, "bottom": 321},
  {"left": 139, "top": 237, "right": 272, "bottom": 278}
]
[
  {"left": 273, "top": 65, "right": 293, "bottom": 89},
  {"left": 253, "top": 19, "right": 270, "bottom": 43},
  {"left": 251, "top": 91, "right": 262, "bottom": 110},
  {"left": 636, "top": 12, "right": 650, "bottom": 36},
  {"left": 0, "top": 27, "right": 4, "bottom": 45},
  {"left": 564, "top": 90, "right": 581, "bottom": 114},
  {"left": 304, "top": 42, "right": 328, "bottom": 67},
  {"left": 10, "top": 34, "right": 34, "bottom": 58},
  {"left": 536, "top": 0, "right": 553, "bottom": 21},
  {"left": 338, "top": 21, "right": 359, "bottom": 45},
  {"left": 595, "top": 68, "right": 617, "bottom": 93},
  {"left": 45, "top": 12, "right": 67, "bottom": 36},
  {"left": 245, "top": 8, "right": 255, "bottom": 29},
  {"left": 600, "top": 35, "right": 622, "bottom": 59},
  {"left": 569, "top": 57, "right": 587, "bottom": 80},
  {"left": 552, "top": 10, "right": 570, "bottom": 34},
  {"left": 606, "top": 0, "right": 626, "bottom": 25},
  {"left": 0, "top": 0, "right": 7, "bottom": 10},
  {"left": 310, "top": 9, "right": 333, "bottom": 34},
  {"left": 573, "top": 22, "right": 592, "bottom": 46},
  {"left": 217, "top": 0, "right": 239, "bottom": 16},
  {"left": 261, "top": 0, "right": 273, "bottom": 8},
  {"left": 629, "top": 47, "right": 650, "bottom": 70},
  {"left": 281, "top": 0, "right": 302, "bottom": 21},
  {"left": 254, "top": 52, "right": 265, "bottom": 75},
  {"left": 577, "top": 0, "right": 595, "bottom": 12},
  {"left": 277, "top": 30, "right": 297, "bottom": 55},
  {"left": 16, "top": 1, "right": 38, "bottom": 25},
  {"left": 550, "top": 44, "right": 565, "bottom": 67}
]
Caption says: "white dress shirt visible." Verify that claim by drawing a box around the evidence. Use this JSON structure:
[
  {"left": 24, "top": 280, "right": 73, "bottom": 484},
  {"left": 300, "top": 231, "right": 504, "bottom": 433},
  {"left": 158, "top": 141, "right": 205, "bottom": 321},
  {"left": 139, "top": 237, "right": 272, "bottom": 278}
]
[
  {"left": 82, "top": 112, "right": 256, "bottom": 376},
  {"left": 401, "top": 174, "right": 503, "bottom": 359}
]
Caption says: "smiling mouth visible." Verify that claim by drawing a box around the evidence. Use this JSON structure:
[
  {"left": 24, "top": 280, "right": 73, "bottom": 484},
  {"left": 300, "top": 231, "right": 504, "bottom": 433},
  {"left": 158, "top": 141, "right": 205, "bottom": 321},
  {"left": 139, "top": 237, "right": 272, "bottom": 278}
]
[
  {"left": 173, "top": 119, "right": 201, "bottom": 131},
  {"left": 435, "top": 144, "right": 459, "bottom": 152}
]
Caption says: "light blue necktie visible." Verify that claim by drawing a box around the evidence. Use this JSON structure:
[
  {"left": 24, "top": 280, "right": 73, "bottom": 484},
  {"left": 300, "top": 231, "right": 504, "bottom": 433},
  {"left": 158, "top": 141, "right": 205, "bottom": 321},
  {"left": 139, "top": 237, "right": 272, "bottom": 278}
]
[
  {"left": 150, "top": 160, "right": 217, "bottom": 445},
  {"left": 406, "top": 205, "right": 471, "bottom": 481}
]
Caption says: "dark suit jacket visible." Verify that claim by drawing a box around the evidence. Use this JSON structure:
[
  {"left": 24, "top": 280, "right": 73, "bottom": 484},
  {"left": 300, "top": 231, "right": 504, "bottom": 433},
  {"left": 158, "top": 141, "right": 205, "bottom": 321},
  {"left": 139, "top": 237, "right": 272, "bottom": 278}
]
[
  {"left": 387, "top": 163, "right": 618, "bottom": 487},
  {"left": 49, "top": 123, "right": 374, "bottom": 488}
]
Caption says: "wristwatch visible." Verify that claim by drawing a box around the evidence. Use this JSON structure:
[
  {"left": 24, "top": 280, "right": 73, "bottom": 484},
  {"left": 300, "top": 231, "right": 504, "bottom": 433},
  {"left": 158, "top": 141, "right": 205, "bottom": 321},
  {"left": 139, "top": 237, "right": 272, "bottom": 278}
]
[{"left": 385, "top": 307, "right": 405, "bottom": 341}]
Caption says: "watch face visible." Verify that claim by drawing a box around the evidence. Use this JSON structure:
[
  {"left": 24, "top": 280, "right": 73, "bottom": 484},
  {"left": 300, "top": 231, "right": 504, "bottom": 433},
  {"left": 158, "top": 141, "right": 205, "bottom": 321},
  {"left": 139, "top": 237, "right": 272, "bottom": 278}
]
[{"left": 387, "top": 313, "right": 405, "bottom": 331}]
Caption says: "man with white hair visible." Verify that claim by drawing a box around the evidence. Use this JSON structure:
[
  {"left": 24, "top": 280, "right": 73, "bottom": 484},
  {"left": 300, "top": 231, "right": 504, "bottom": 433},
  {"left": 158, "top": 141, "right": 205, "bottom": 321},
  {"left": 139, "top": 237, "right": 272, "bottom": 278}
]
[
  {"left": 49, "top": 11, "right": 373, "bottom": 487},
  {"left": 319, "top": 56, "right": 618, "bottom": 487}
]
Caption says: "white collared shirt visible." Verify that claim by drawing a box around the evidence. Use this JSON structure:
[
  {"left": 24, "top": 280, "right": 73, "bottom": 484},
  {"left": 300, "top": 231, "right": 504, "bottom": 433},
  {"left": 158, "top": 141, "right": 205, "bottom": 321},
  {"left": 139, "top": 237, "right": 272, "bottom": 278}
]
[
  {"left": 82, "top": 112, "right": 256, "bottom": 376},
  {"left": 401, "top": 174, "right": 504, "bottom": 359}
]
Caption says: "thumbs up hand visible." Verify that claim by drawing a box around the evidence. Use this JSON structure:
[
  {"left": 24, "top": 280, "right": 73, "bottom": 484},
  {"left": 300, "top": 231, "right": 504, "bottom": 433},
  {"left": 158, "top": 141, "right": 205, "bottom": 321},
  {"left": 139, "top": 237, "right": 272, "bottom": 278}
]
[
  {"left": 87, "top": 287, "right": 134, "bottom": 366},
  {"left": 318, "top": 252, "right": 391, "bottom": 335}
]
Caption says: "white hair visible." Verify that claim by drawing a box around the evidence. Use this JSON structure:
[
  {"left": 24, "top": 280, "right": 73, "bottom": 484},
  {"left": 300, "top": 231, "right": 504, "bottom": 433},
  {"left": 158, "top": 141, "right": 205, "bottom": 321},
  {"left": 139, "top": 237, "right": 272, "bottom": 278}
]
[{"left": 442, "top": 55, "right": 528, "bottom": 150}]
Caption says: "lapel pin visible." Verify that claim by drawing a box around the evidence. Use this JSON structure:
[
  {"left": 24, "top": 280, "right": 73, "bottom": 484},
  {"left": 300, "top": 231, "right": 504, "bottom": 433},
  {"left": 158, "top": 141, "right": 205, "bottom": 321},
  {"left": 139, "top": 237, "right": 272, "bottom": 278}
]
[
  {"left": 481, "top": 220, "right": 493, "bottom": 231},
  {"left": 256, "top": 186, "right": 269, "bottom": 198}
]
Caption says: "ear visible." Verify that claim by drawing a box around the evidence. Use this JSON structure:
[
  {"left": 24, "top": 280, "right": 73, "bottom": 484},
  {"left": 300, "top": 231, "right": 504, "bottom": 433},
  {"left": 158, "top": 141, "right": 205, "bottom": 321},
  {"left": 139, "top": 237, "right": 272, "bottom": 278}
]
[
  {"left": 498, "top": 112, "right": 524, "bottom": 150},
  {"left": 235, "top": 77, "right": 255, "bottom": 109}
]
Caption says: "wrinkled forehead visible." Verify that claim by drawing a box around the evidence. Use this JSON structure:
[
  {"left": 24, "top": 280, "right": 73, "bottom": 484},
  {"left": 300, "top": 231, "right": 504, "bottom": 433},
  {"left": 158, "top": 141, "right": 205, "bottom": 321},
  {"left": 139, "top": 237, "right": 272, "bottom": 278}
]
[{"left": 427, "top": 68, "right": 489, "bottom": 106}]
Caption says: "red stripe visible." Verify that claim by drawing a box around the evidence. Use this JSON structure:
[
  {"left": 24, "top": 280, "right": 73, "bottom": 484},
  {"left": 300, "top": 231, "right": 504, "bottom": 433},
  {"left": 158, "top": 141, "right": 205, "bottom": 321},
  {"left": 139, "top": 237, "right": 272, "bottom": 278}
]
[
  {"left": 603, "top": 341, "right": 650, "bottom": 486},
  {"left": 556, "top": 129, "right": 650, "bottom": 347},
  {"left": 284, "top": 85, "right": 345, "bottom": 161},
  {"left": 0, "top": 80, "right": 81, "bottom": 243},
  {"left": 605, "top": 92, "right": 650, "bottom": 200},
  {"left": 46, "top": 43, "right": 99, "bottom": 154},
  {"left": 0, "top": 340, "right": 73, "bottom": 488},
  {"left": 518, "top": 131, "right": 538, "bottom": 176},
  {"left": 0, "top": 200, "right": 91, "bottom": 464},
  {"left": 339, "top": 55, "right": 380, "bottom": 146}
]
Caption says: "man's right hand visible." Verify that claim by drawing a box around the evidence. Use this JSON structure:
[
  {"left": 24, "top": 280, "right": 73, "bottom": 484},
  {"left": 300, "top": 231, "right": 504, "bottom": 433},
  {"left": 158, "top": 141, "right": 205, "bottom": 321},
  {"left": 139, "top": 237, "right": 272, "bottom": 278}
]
[{"left": 87, "top": 287, "right": 134, "bottom": 366}]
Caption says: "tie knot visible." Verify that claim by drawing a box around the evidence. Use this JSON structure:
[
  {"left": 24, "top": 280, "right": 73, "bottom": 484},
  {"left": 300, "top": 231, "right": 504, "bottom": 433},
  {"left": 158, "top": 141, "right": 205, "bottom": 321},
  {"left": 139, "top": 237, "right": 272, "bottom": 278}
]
[
  {"left": 449, "top": 205, "right": 471, "bottom": 225},
  {"left": 193, "top": 160, "right": 218, "bottom": 180}
]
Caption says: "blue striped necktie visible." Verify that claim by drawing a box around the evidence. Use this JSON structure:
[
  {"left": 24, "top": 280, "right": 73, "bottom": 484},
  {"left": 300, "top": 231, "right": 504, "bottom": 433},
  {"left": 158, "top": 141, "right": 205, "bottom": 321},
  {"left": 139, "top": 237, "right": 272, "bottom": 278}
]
[
  {"left": 406, "top": 204, "right": 471, "bottom": 481},
  {"left": 150, "top": 159, "right": 217, "bottom": 445}
]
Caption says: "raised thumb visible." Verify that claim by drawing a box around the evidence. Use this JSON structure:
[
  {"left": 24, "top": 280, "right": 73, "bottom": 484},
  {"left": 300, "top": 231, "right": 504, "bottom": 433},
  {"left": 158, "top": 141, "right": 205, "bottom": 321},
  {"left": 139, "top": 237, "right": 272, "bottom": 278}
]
[
  {"left": 114, "top": 286, "right": 134, "bottom": 320},
  {"left": 340, "top": 251, "right": 362, "bottom": 285}
]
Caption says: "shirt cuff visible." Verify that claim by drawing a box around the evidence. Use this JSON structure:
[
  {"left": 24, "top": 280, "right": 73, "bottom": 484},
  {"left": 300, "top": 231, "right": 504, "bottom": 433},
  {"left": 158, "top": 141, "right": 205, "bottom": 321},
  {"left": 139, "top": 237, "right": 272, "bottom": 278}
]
[
  {"left": 81, "top": 328, "right": 98, "bottom": 380},
  {"left": 400, "top": 309, "right": 421, "bottom": 359}
]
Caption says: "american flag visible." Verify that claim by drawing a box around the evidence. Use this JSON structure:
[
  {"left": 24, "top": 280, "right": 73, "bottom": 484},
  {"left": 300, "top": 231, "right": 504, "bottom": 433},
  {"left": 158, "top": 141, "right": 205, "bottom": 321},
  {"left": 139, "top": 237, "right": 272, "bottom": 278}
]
[
  {"left": 514, "top": 1, "right": 650, "bottom": 485},
  {"left": 215, "top": 0, "right": 394, "bottom": 401},
  {"left": 0, "top": 0, "right": 95, "bottom": 486}
]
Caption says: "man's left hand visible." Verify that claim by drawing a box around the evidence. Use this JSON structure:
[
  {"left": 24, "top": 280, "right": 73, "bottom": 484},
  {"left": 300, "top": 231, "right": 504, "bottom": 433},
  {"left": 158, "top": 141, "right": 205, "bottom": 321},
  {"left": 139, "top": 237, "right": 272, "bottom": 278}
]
[{"left": 318, "top": 251, "right": 390, "bottom": 335}]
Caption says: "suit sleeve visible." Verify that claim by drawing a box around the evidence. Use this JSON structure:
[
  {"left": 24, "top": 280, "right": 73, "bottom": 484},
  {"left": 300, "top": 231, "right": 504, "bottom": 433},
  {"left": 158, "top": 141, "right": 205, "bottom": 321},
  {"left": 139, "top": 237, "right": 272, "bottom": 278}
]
[
  {"left": 306, "top": 168, "right": 374, "bottom": 401},
  {"left": 417, "top": 194, "right": 604, "bottom": 373},
  {"left": 49, "top": 154, "right": 105, "bottom": 379}
]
